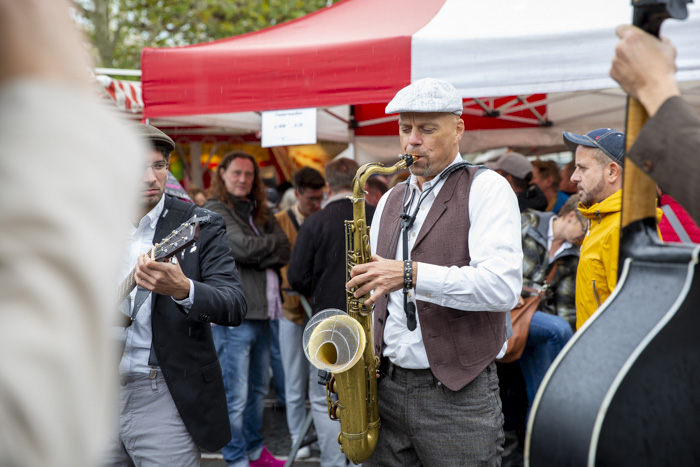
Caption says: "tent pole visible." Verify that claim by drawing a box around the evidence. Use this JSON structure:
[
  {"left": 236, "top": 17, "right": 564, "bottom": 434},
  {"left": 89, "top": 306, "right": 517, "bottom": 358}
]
[{"left": 188, "top": 141, "right": 202, "bottom": 189}]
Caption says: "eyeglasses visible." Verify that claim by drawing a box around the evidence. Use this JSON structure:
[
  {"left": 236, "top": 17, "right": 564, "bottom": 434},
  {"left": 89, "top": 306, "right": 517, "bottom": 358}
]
[
  {"left": 300, "top": 194, "right": 324, "bottom": 203},
  {"left": 578, "top": 217, "right": 588, "bottom": 234},
  {"left": 146, "top": 161, "right": 170, "bottom": 173}
]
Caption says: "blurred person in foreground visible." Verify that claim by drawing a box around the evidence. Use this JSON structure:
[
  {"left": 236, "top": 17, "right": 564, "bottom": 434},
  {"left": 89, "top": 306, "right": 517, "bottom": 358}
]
[
  {"left": 0, "top": 0, "right": 144, "bottom": 465},
  {"left": 108, "top": 125, "right": 247, "bottom": 466},
  {"left": 610, "top": 24, "right": 700, "bottom": 224},
  {"left": 347, "top": 78, "right": 522, "bottom": 467},
  {"left": 274, "top": 166, "right": 326, "bottom": 459}
]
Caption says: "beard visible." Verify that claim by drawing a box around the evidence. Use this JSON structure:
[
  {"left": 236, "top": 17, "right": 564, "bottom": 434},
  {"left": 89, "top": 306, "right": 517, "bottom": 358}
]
[
  {"left": 578, "top": 177, "right": 605, "bottom": 206},
  {"left": 409, "top": 157, "right": 432, "bottom": 178}
]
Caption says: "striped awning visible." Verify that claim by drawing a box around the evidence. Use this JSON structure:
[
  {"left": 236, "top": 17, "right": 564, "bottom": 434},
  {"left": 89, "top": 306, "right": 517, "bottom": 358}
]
[{"left": 96, "top": 75, "right": 143, "bottom": 114}]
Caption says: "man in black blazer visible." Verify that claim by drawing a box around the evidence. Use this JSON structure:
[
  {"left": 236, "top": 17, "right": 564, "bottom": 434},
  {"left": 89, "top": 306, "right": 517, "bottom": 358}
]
[{"left": 107, "top": 124, "right": 247, "bottom": 466}]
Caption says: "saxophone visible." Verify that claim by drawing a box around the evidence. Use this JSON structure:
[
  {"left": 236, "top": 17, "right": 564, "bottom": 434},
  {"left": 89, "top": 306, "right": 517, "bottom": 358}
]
[{"left": 303, "top": 154, "right": 415, "bottom": 464}]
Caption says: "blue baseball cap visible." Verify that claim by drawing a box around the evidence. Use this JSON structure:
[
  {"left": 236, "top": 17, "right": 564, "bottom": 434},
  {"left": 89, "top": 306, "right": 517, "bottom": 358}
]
[{"left": 562, "top": 128, "right": 626, "bottom": 167}]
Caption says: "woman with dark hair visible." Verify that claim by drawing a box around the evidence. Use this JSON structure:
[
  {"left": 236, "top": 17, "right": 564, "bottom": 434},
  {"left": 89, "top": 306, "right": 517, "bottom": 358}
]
[{"left": 205, "top": 151, "right": 290, "bottom": 467}]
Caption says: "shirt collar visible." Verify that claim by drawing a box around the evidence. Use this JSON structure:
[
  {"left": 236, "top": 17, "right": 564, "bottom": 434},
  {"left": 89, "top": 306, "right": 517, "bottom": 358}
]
[
  {"left": 405, "top": 153, "right": 463, "bottom": 206},
  {"left": 547, "top": 215, "right": 555, "bottom": 243},
  {"left": 292, "top": 202, "right": 307, "bottom": 224},
  {"left": 142, "top": 195, "right": 165, "bottom": 230},
  {"left": 326, "top": 190, "right": 351, "bottom": 205}
]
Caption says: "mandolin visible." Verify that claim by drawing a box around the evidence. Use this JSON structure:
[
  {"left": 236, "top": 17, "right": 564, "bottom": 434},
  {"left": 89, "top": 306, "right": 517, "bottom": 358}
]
[{"left": 526, "top": 0, "right": 699, "bottom": 465}]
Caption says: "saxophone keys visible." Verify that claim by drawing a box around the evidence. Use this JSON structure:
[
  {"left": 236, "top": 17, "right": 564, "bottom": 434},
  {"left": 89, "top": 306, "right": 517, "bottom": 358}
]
[{"left": 330, "top": 402, "right": 340, "bottom": 420}]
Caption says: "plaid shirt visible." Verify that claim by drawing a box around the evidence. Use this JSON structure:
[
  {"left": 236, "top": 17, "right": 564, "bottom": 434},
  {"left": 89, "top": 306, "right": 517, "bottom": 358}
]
[{"left": 520, "top": 210, "right": 579, "bottom": 330}]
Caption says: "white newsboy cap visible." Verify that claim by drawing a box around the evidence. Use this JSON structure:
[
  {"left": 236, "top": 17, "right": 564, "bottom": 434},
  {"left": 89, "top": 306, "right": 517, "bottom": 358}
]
[{"left": 385, "top": 78, "right": 463, "bottom": 116}]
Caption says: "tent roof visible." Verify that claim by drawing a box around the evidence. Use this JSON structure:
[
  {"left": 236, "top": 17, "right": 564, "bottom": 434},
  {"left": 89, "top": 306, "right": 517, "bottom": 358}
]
[
  {"left": 142, "top": 0, "right": 700, "bottom": 120},
  {"left": 142, "top": 0, "right": 445, "bottom": 118}
]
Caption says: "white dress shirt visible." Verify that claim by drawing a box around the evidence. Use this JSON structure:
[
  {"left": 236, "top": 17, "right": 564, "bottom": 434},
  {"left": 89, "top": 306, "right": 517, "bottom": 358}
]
[
  {"left": 370, "top": 154, "right": 523, "bottom": 369},
  {"left": 119, "top": 195, "right": 195, "bottom": 376}
]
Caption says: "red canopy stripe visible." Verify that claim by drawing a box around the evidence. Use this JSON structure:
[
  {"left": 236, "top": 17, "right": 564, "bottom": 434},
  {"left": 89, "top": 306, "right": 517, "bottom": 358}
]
[{"left": 142, "top": 0, "right": 447, "bottom": 118}]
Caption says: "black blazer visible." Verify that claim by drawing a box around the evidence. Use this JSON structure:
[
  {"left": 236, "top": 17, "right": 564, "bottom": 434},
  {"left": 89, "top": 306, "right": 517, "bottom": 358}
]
[{"left": 150, "top": 196, "right": 247, "bottom": 451}]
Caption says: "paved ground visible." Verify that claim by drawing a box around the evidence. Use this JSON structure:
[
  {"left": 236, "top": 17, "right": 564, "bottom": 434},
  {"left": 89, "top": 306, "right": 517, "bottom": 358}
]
[{"left": 201, "top": 392, "right": 322, "bottom": 467}]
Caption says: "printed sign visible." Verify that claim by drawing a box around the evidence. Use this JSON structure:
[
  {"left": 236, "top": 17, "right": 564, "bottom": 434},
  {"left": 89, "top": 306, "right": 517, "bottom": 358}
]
[{"left": 261, "top": 108, "right": 317, "bottom": 148}]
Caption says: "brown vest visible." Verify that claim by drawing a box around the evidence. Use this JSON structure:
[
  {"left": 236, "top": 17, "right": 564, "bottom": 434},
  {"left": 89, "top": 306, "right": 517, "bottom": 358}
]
[{"left": 373, "top": 166, "right": 506, "bottom": 391}]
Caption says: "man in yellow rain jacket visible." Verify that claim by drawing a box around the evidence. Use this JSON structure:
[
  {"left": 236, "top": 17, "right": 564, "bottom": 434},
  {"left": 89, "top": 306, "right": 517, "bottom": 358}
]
[{"left": 564, "top": 128, "right": 626, "bottom": 329}]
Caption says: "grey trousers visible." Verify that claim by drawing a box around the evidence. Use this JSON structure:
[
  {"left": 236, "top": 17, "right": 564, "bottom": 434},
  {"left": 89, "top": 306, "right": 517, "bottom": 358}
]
[
  {"left": 105, "top": 372, "right": 201, "bottom": 467},
  {"left": 365, "top": 362, "right": 503, "bottom": 467},
  {"left": 279, "top": 317, "right": 309, "bottom": 439}
]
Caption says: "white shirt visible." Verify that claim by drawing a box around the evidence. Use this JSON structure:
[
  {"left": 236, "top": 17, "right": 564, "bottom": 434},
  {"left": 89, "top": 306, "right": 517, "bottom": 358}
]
[
  {"left": 119, "top": 195, "right": 195, "bottom": 375},
  {"left": 370, "top": 154, "right": 523, "bottom": 369}
]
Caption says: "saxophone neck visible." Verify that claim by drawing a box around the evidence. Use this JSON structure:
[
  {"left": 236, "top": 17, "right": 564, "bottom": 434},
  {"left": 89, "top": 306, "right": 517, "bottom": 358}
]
[{"left": 351, "top": 154, "right": 416, "bottom": 202}]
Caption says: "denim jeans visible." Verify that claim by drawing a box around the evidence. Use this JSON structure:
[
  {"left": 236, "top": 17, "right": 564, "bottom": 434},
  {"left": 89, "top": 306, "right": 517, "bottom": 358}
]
[
  {"left": 518, "top": 311, "right": 573, "bottom": 406},
  {"left": 212, "top": 320, "right": 271, "bottom": 465}
]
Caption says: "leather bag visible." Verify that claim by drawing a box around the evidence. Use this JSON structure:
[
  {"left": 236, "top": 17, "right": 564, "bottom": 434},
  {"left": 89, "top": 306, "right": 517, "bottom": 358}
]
[{"left": 498, "top": 262, "right": 559, "bottom": 363}]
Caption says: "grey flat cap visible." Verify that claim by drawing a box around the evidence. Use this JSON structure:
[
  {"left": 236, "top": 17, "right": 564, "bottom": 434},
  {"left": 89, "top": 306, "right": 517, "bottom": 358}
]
[
  {"left": 385, "top": 78, "right": 463, "bottom": 116},
  {"left": 133, "top": 123, "right": 175, "bottom": 153}
]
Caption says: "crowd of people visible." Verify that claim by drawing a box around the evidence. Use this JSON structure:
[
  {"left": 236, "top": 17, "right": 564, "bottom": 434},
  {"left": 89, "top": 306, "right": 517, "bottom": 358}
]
[{"left": 3, "top": 1, "right": 699, "bottom": 466}]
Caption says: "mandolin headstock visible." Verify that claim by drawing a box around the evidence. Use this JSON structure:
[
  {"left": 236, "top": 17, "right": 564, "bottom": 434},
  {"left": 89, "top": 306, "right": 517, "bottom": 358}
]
[{"left": 152, "top": 218, "right": 201, "bottom": 262}]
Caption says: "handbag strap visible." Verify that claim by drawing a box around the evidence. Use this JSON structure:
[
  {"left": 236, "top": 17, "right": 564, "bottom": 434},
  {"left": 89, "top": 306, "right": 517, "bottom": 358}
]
[
  {"left": 544, "top": 261, "right": 560, "bottom": 285},
  {"left": 526, "top": 261, "right": 560, "bottom": 297}
]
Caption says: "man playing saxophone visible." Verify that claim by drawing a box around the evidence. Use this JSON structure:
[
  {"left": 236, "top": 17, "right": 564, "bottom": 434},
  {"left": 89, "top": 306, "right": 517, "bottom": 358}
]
[{"left": 346, "top": 78, "right": 523, "bottom": 466}]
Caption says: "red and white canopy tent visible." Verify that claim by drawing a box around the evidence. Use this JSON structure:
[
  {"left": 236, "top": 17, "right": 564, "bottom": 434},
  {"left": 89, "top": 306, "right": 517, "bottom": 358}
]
[{"left": 141, "top": 0, "right": 700, "bottom": 163}]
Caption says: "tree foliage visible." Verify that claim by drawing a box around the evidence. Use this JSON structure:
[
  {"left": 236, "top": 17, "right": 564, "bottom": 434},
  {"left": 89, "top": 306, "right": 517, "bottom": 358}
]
[{"left": 73, "top": 0, "right": 339, "bottom": 70}]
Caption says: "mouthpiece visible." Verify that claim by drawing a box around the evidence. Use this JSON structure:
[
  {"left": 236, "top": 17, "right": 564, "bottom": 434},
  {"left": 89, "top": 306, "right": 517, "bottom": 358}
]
[{"left": 399, "top": 153, "right": 418, "bottom": 167}]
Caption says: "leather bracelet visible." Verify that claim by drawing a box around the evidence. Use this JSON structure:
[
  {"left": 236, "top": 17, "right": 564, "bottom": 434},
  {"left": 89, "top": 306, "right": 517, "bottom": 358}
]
[{"left": 403, "top": 260, "right": 413, "bottom": 290}]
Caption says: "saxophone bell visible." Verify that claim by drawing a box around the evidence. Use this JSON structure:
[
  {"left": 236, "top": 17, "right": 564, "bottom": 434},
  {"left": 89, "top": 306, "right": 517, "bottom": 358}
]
[{"left": 304, "top": 309, "right": 365, "bottom": 374}]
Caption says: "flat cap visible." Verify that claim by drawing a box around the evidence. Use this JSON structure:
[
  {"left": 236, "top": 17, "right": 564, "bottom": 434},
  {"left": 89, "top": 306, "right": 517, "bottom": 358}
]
[
  {"left": 133, "top": 123, "right": 175, "bottom": 153},
  {"left": 486, "top": 152, "right": 532, "bottom": 179},
  {"left": 385, "top": 78, "right": 463, "bottom": 116}
]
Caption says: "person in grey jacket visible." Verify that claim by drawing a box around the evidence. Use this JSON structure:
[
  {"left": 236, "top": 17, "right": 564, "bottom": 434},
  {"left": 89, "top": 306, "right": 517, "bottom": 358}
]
[{"left": 205, "top": 151, "right": 290, "bottom": 467}]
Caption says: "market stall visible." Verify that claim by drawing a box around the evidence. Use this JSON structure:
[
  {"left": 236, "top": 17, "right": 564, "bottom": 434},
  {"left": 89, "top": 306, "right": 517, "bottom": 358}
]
[{"left": 141, "top": 0, "right": 700, "bottom": 162}]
